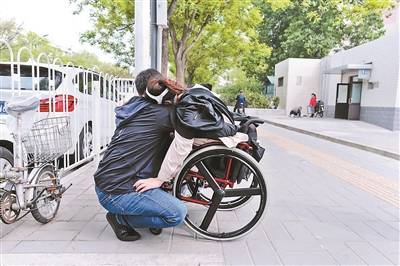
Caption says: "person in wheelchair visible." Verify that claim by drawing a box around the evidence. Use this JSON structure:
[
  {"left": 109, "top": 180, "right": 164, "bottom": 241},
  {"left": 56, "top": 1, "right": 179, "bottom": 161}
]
[{"left": 156, "top": 83, "right": 260, "bottom": 187}]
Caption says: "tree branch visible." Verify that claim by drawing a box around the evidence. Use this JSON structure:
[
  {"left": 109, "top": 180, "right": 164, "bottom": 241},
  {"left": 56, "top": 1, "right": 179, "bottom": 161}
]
[
  {"left": 169, "top": 21, "right": 178, "bottom": 55},
  {"left": 181, "top": 9, "right": 198, "bottom": 45},
  {"left": 167, "top": 0, "right": 178, "bottom": 19},
  {"left": 182, "top": 14, "right": 211, "bottom": 57}
]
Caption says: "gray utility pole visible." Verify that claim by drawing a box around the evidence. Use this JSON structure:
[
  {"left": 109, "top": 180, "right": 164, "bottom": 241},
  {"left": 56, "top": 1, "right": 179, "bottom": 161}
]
[{"left": 134, "top": 0, "right": 167, "bottom": 76}]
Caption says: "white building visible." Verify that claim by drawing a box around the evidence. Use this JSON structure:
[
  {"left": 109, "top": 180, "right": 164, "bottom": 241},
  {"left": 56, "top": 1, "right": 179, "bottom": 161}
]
[{"left": 274, "top": 6, "right": 399, "bottom": 130}]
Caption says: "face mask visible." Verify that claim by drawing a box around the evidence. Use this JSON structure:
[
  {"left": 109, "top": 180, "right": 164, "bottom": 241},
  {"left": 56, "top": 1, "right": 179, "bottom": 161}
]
[{"left": 145, "top": 87, "right": 169, "bottom": 104}]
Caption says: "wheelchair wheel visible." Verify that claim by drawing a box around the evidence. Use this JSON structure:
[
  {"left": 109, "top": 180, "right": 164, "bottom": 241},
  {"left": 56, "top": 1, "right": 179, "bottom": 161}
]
[
  {"left": 184, "top": 171, "right": 257, "bottom": 211},
  {"left": 173, "top": 146, "right": 267, "bottom": 241}
]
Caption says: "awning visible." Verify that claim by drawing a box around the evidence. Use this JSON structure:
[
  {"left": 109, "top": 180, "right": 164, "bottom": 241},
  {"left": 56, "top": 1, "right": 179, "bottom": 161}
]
[{"left": 324, "top": 63, "right": 373, "bottom": 74}]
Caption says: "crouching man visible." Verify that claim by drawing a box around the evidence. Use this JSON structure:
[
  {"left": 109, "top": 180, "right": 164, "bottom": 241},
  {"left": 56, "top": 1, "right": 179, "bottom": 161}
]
[{"left": 93, "top": 69, "right": 186, "bottom": 241}]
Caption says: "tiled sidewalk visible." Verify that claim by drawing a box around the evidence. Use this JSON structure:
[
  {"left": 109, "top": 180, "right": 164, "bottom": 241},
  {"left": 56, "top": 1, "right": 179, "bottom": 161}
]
[{"left": 1, "top": 124, "right": 398, "bottom": 265}]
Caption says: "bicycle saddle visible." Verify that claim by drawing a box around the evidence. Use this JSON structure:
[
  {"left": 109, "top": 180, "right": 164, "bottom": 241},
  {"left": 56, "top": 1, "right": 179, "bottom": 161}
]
[{"left": 6, "top": 96, "right": 40, "bottom": 117}]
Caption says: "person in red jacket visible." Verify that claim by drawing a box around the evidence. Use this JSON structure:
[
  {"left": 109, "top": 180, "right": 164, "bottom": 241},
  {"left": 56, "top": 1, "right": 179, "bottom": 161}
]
[{"left": 308, "top": 93, "right": 317, "bottom": 117}]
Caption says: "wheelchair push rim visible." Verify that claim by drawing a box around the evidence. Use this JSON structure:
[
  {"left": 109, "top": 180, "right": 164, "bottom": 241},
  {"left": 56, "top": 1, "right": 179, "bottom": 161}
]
[{"left": 174, "top": 146, "right": 267, "bottom": 241}]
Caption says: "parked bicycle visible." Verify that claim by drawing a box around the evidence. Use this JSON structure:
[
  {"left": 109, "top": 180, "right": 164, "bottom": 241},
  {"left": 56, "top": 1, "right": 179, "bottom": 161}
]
[{"left": 0, "top": 97, "right": 71, "bottom": 224}]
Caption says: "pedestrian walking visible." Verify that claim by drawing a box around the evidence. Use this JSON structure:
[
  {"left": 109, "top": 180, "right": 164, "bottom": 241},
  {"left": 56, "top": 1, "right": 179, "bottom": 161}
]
[{"left": 234, "top": 90, "right": 246, "bottom": 114}]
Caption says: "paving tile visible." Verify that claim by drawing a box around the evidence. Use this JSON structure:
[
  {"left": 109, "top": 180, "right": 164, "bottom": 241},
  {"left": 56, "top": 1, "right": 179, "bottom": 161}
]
[
  {"left": 74, "top": 221, "right": 107, "bottom": 240},
  {"left": 346, "top": 241, "right": 394, "bottom": 265},
  {"left": 172, "top": 224, "right": 196, "bottom": 241},
  {"left": 278, "top": 250, "right": 337, "bottom": 265},
  {"left": 0, "top": 222, "right": 22, "bottom": 238},
  {"left": 302, "top": 221, "right": 362, "bottom": 241},
  {"left": 319, "top": 240, "right": 366, "bottom": 265},
  {"left": 267, "top": 206, "right": 298, "bottom": 221},
  {"left": 241, "top": 223, "right": 267, "bottom": 241},
  {"left": 0, "top": 241, "right": 20, "bottom": 252},
  {"left": 9, "top": 240, "right": 71, "bottom": 253},
  {"left": 246, "top": 238, "right": 282, "bottom": 265},
  {"left": 344, "top": 221, "right": 387, "bottom": 242},
  {"left": 116, "top": 239, "right": 170, "bottom": 253},
  {"left": 38, "top": 221, "right": 87, "bottom": 231},
  {"left": 65, "top": 240, "right": 120, "bottom": 253},
  {"left": 271, "top": 239, "right": 324, "bottom": 253},
  {"left": 70, "top": 206, "right": 100, "bottom": 221},
  {"left": 2, "top": 221, "right": 41, "bottom": 240},
  {"left": 287, "top": 206, "right": 319, "bottom": 221},
  {"left": 25, "top": 230, "right": 79, "bottom": 241},
  {"left": 3, "top": 253, "right": 225, "bottom": 265},
  {"left": 263, "top": 220, "right": 293, "bottom": 242},
  {"left": 308, "top": 206, "right": 341, "bottom": 223},
  {"left": 364, "top": 206, "right": 399, "bottom": 221},
  {"left": 368, "top": 241, "right": 400, "bottom": 265},
  {"left": 55, "top": 206, "right": 85, "bottom": 221},
  {"left": 98, "top": 224, "right": 118, "bottom": 241},
  {"left": 364, "top": 220, "right": 399, "bottom": 241},
  {"left": 222, "top": 240, "right": 253, "bottom": 266},
  {"left": 170, "top": 239, "right": 222, "bottom": 255},
  {"left": 282, "top": 221, "right": 316, "bottom": 240}
]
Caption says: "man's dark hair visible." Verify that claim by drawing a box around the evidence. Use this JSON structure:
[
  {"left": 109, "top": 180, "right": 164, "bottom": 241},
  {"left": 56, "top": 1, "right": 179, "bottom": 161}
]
[{"left": 135, "top": 68, "right": 162, "bottom": 95}]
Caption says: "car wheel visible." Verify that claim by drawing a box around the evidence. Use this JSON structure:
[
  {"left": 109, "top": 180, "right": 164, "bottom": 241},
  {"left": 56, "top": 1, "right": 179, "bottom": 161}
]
[
  {"left": 79, "top": 123, "right": 93, "bottom": 160},
  {"left": 0, "top": 147, "right": 13, "bottom": 173}
]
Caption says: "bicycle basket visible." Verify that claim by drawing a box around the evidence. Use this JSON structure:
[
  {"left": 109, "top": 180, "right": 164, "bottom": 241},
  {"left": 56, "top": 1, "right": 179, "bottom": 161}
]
[{"left": 22, "top": 116, "right": 72, "bottom": 163}]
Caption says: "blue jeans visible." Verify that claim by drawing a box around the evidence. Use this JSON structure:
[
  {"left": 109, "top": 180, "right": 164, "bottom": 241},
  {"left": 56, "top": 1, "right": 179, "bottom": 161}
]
[{"left": 95, "top": 186, "right": 187, "bottom": 229}]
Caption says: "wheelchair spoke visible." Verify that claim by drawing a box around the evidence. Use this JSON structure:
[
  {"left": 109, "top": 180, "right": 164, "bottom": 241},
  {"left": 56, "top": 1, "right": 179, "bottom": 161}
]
[
  {"left": 224, "top": 188, "right": 262, "bottom": 197},
  {"left": 200, "top": 191, "right": 223, "bottom": 231},
  {"left": 196, "top": 162, "right": 221, "bottom": 192}
]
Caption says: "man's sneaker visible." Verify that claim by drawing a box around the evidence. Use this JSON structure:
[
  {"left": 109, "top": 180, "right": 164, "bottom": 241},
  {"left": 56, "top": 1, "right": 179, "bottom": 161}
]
[
  {"left": 149, "top": 228, "right": 162, "bottom": 235},
  {"left": 106, "top": 213, "right": 141, "bottom": 241}
]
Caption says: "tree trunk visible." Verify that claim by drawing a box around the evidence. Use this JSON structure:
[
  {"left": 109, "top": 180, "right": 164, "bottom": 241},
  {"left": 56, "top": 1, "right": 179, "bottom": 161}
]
[
  {"left": 161, "top": 28, "right": 169, "bottom": 77},
  {"left": 175, "top": 57, "right": 185, "bottom": 86}
]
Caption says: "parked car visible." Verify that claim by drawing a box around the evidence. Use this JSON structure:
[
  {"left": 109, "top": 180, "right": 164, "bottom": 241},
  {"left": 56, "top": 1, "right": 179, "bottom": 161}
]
[{"left": 0, "top": 62, "right": 131, "bottom": 169}]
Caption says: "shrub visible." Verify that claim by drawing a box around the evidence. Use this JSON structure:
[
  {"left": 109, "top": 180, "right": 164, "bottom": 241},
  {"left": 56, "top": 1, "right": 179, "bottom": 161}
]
[{"left": 217, "top": 80, "right": 270, "bottom": 108}]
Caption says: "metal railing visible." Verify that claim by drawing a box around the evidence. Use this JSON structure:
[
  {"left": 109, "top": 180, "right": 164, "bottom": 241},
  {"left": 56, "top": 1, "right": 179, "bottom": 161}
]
[{"left": 0, "top": 40, "right": 135, "bottom": 172}]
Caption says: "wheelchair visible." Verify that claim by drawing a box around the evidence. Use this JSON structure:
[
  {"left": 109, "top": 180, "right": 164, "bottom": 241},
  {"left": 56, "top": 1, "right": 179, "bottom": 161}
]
[{"left": 172, "top": 116, "right": 268, "bottom": 241}]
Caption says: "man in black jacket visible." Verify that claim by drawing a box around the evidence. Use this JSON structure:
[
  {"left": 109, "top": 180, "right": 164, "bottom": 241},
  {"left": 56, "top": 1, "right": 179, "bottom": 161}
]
[{"left": 94, "top": 69, "right": 187, "bottom": 241}]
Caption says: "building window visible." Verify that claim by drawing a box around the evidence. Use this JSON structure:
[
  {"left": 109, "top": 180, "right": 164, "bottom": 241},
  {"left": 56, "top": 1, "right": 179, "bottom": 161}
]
[
  {"left": 278, "top": 77, "right": 284, "bottom": 87},
  {"left": 296, "top": 76, "right": 302, "bottom": 85}
]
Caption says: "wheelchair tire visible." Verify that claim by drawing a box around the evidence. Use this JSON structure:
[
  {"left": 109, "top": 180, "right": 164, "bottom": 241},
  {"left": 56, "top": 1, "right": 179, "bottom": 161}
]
[{"left": 173, "top": 146, "right": 267, "bottom": 241}]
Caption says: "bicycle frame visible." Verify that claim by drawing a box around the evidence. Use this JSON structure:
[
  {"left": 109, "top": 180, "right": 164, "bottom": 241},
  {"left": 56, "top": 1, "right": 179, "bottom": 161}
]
[{"left": 4, "top": 112, "right": 55, "bottom": 210}]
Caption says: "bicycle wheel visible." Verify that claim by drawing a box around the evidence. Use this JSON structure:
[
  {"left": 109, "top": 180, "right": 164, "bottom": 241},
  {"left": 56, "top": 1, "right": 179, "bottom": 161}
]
[
  {"left": 174, "top": 146, "right": 267, "bottom": 241},
  {"left": 31, "top": 165, "right": 61, "bottom": 224}
]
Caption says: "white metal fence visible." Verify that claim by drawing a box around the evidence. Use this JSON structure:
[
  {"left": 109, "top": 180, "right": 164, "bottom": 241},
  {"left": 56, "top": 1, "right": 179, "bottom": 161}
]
[{"left": 0, "top": 40, "right": 135, "bottom": 172}]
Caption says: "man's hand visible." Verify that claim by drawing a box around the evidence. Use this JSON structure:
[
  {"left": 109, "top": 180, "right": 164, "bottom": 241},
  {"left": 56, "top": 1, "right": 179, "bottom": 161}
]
[{"left": 134, "top": 178, "right": 164, "bottom": 193}]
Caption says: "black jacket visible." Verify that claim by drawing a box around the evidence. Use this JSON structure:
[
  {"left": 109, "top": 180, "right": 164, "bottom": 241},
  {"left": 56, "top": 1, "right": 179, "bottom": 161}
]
[
  {"left": 175, "top": 86, "right": 238, "bottom": 139},
  {"left": 94, "top": 97, "right": 174, "bottom": 194}
]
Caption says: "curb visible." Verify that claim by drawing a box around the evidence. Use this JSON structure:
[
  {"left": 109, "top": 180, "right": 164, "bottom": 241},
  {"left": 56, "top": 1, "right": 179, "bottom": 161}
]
[{"left": 263, "top": 119, "right": 400, "bottom": 161}]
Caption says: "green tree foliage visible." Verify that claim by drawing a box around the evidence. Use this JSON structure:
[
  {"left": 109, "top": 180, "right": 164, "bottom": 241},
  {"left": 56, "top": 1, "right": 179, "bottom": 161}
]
[
  {"left": 0, "top": 21, "right": 130, "bottom": 77},
  {"left": 72, "top": 0, "right": 135, "bottom": 67},
  {"left": 168, "top": 0, "right": 269, "bottom": 84},
  {"left": 0, "top": 19, "right": 22, "bottom": 46},
  {"left": 258, "top": 0, "right": 395, "bottom": 74},
  {"left": 217, "top": 78, "right": 270, "bottom": 108},
  {"left": 71, "top": 0, "right": 270, "bottom": 85},
  {"left": 216, "top": 68, "right": 272, "bottom": 108}
]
